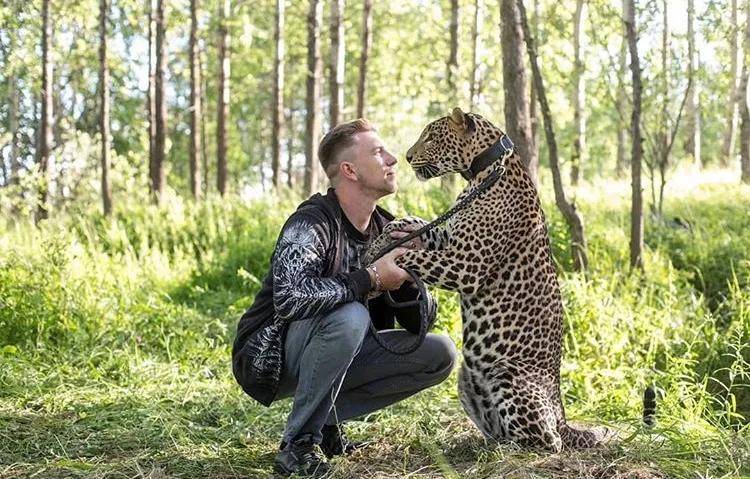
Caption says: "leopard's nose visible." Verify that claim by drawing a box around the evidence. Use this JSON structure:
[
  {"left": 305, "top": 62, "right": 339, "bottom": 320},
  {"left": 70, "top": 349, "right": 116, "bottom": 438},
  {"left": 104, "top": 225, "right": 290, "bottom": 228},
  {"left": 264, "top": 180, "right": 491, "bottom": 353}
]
[{"left": 405, "top": 153, "right": 413, "bottom": 163}]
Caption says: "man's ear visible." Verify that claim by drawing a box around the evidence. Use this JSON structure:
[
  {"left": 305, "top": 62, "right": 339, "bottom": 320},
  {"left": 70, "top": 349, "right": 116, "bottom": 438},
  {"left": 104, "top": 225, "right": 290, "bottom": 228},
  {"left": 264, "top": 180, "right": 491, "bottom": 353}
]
[{"left": 339, "top": 161, "right": 358, "bottom": 181}]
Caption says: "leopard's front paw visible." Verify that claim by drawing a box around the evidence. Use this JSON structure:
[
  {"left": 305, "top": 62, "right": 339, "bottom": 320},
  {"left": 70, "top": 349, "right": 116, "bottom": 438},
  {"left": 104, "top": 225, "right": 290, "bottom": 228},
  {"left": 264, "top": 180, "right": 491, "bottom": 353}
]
[
  {"left": 381, "top": 216, "right": 430, "bottom": 237},
  {"left": 363, "top": 216, "right": 429, "bottom": 265},
  {"left": 363, "top": 231, "right": 392, "bottom": 266}
]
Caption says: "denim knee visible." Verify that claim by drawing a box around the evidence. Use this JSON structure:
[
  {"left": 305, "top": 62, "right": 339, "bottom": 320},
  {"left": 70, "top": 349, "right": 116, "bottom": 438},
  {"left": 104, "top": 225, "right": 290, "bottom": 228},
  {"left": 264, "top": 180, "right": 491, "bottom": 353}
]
[
  {"left": 320, "top": 302, "right": 370, "bottom": 355},
  {"left": 424, "top": 334, "right": 458, "bottom": 379}
]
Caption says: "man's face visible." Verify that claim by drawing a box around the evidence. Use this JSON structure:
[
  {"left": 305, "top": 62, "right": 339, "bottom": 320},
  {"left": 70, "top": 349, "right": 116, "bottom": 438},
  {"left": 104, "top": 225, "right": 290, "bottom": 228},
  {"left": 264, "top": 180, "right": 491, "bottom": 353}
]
[{"left": 345, "top": 131, "right": 398, "bottom": 196}]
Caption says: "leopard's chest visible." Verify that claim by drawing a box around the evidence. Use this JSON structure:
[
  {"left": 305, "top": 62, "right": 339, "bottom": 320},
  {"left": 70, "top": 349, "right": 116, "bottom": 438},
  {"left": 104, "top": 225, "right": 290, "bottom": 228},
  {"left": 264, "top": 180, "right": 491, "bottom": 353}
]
[{"left": 449, "top": 205, "right": 564, "bottom": 369}]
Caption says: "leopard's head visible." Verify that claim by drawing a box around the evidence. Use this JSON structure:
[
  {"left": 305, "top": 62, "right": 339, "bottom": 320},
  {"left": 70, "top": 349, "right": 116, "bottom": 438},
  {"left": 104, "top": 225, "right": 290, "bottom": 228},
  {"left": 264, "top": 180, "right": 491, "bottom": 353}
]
[{"left": 405, "top": 107, "right": 504, "bottom": 180}]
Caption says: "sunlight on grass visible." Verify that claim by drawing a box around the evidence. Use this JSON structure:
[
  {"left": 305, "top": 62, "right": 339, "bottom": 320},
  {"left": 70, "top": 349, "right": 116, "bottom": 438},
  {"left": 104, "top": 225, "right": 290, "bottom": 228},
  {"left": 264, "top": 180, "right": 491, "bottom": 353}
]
[{"left": 1, "top": 173, "right": 749, "bottom": 478}]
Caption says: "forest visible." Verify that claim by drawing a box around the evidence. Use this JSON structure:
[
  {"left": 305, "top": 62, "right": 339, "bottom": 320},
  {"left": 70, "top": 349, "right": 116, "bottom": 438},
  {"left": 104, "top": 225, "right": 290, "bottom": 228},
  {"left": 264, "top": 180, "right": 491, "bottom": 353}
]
[{"left": 1, "top": 0, "right": 749, "bottom": 477}]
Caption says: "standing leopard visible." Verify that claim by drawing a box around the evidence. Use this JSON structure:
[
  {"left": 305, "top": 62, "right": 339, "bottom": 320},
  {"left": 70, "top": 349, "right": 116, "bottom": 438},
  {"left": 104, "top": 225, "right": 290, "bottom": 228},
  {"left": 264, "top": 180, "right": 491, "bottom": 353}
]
[{"left": 364, "top": 108, "right": 610, "bottom": 452}]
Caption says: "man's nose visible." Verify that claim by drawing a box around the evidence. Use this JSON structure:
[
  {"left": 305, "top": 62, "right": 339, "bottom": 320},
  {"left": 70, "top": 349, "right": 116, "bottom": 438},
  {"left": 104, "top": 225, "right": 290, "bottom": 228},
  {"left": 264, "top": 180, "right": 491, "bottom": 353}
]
[{"left": 386, "top": 151, "right": 398, "bottom": 166}]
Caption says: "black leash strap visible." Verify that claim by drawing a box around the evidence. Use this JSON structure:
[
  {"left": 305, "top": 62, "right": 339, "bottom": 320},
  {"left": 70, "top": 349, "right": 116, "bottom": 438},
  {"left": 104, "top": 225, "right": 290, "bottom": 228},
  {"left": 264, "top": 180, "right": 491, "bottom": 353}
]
[{"left": 366, "top": 134, "right": 514, "bottom": 355}]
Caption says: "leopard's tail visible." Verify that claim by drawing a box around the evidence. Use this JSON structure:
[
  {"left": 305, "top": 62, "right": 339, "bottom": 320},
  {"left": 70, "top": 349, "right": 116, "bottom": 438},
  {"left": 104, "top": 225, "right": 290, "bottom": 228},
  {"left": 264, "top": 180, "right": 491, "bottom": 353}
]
[
  {"left": 558, "top": 422, "right": 611, "bottom": 449},
  {"left": 643, "top": 386, "right": 657, "bottom": 427}
]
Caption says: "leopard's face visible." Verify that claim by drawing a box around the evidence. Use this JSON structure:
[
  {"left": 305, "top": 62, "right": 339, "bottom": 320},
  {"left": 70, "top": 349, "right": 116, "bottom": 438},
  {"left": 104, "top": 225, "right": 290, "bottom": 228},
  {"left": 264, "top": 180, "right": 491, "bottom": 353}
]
[{"left": 405, "top": 108, "right": 503, "bottom": 180}]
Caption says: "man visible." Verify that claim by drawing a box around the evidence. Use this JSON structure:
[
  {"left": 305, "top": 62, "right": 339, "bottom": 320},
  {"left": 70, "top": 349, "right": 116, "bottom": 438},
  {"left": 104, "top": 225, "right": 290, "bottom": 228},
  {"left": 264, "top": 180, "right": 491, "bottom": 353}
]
[{"left": 232, "top": 119, "right": 457, "bottom": 476}]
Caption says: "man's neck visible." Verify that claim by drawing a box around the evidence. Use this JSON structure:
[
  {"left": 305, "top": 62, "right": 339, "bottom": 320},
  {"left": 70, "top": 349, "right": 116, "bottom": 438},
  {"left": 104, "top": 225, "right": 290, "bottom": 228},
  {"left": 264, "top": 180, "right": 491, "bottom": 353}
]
[{"left": 335, "top": 184, "right": 378, "bottom": 233}]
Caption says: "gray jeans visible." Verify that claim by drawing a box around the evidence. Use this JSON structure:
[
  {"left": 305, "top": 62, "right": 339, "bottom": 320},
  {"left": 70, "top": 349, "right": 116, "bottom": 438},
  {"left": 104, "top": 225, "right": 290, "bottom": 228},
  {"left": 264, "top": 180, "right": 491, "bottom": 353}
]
[{"left": 276, "top": 301, "right": 457, "bottom": 444}]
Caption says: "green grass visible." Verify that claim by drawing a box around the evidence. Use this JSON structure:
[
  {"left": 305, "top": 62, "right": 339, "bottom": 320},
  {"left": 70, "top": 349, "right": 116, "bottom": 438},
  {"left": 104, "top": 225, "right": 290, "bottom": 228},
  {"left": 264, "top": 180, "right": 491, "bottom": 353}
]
[{"left": 1, "top": 171, "right": 749, "bottom": 478}]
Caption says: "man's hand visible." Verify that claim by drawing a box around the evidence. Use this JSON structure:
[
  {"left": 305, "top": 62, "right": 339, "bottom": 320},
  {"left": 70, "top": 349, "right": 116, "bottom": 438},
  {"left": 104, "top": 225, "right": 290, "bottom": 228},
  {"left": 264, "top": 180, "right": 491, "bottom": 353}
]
[
  {"left": 369, "top": 247, "right": 411, "bottom": 290},
  {"left": 389, "top": 227, "right": 423, "bottom": 250}
]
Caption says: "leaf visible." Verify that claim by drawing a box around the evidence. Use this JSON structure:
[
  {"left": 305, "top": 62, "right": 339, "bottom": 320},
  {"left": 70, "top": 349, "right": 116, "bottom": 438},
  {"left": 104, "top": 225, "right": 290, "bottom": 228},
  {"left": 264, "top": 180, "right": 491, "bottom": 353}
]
[{"left": 1, "top": 345, "right": 19, "bottom": 355}]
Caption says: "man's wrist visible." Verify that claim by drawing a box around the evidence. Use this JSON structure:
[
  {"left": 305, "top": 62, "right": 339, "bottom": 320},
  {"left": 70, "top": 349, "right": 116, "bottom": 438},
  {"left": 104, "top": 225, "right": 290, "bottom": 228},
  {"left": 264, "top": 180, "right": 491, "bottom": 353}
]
[{"left": 367, "top": 265, "right": 383, "bottom": 291}]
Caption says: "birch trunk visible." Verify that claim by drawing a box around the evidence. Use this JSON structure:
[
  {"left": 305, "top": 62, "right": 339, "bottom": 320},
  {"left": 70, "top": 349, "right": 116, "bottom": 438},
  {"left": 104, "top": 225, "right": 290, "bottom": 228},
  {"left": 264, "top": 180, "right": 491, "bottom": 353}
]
[
  {"left": 36, "top": 0, "right": 53, "bottom": 222},
  {"left": 625, "top": 0, "right": 644, "bottom": 270},
  {"left": 356, "top": 0, "right": 372, "bottom": 118},
  {"left": 272, "top": 0, "right": 285, "bottom": 189},
  {"left": 570, "top": 0, "right": 586, "bottom": 186},
  {"left": 329, "top": 0, "right": 344, "bottom": 127},
  {"left": 99, "top": 0, "right": 113, "bottom": 215},
  {"left": 189, "top": 0, "right": 202, "bottom": 199},
  {"left": 500, "top": 0, "right": 537, "bottom": 185},
  {"left": 516, "top": 0, "right": 588, "bottom": 272},
  {"left": 216, "top": 0, "right": 230, "bottom": 196},
  {"left": 305, "top": 0, "right": 323, "bottom": 195}
]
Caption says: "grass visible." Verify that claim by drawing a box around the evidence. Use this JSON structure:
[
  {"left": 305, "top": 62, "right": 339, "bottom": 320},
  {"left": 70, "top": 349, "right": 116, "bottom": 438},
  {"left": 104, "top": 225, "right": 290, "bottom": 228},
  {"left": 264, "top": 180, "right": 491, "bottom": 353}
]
[{"left": 1, "top": 170, "right": 749, "bottom": 478}]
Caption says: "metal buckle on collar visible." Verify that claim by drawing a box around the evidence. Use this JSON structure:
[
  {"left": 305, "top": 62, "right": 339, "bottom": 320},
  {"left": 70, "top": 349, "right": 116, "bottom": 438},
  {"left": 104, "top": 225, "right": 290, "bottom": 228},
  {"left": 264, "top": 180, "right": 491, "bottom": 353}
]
[{"left": 500, "top": 135, "right": 515, "bottom": 154}]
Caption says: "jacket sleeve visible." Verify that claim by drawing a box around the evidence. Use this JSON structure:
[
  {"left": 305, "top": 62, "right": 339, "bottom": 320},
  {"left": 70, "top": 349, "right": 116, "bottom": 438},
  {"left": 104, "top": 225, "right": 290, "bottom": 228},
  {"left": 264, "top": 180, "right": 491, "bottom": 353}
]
[{"left": 272, "top": 213, "right": 372, "bottom": 321}]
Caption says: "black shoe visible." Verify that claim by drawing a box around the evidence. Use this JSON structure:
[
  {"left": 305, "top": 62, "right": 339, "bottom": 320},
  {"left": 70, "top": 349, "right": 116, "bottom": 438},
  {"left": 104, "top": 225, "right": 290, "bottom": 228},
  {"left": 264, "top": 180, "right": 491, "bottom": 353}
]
[
  {"left": 274, "top": 435, "right": 330, "bottom": 477},
  {"left": 320, "top": 424, "right": 369, "bottom": 459}
]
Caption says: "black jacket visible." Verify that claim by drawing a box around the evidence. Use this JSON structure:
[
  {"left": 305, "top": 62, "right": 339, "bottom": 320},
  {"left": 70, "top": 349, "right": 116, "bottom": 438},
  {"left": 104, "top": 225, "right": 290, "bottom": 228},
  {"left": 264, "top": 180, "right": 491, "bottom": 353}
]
[{"left": 232, "top": 188, "right": 427, "bottom": 406}]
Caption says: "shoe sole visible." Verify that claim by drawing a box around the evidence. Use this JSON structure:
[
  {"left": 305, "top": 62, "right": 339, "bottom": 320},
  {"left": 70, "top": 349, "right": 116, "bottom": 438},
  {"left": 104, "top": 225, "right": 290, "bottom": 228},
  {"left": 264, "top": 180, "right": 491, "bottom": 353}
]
[{"left": 273, "top": 461, "right": 330, "bottom": 478}]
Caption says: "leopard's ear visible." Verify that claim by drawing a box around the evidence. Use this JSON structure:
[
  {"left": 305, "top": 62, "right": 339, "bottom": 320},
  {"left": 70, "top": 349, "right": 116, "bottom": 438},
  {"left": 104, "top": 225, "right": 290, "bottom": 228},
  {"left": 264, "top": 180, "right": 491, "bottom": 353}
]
[
  {"left": 449, "top": 107, "right": 465, "bottom": 126},
  {"left": 449, "top": 107, "right": 475, "bottom": 135},
  {"left": 465, "top": 114, "right": 476, "bottom": 135}
]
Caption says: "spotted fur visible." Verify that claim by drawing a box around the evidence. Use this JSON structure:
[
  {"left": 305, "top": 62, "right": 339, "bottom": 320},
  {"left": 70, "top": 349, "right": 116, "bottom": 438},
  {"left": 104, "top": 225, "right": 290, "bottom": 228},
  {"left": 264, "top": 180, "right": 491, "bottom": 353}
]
[{"left": 367, "top": 108, "right": 611, "bottom": 452}]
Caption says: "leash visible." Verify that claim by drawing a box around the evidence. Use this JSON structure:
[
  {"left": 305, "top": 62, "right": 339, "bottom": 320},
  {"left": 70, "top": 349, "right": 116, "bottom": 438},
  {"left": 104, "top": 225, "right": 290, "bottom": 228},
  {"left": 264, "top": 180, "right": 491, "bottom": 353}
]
[{"left": 366, "top": 134, "right": 514, "bottom": 355}]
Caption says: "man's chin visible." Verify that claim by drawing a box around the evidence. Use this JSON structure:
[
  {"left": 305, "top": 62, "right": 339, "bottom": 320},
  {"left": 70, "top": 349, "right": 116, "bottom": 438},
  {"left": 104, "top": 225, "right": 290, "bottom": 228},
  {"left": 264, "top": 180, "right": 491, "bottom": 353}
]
[{"left": 384, "top": 177, "right": 397, "bottom": 194}]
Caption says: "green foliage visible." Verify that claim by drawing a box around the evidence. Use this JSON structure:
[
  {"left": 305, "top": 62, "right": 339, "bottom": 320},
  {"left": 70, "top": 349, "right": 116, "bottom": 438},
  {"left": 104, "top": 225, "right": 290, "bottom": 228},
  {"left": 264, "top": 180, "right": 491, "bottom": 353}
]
[{"left": 1, "top": 175, "right": 750, "bottom": 477}]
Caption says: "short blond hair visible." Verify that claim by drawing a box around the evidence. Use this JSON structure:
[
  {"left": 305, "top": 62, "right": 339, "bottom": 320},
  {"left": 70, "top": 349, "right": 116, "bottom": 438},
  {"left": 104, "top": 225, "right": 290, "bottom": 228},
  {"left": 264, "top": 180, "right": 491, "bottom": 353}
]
[{"left": 318, "top": 118, "right": 375, "bottom": 178}]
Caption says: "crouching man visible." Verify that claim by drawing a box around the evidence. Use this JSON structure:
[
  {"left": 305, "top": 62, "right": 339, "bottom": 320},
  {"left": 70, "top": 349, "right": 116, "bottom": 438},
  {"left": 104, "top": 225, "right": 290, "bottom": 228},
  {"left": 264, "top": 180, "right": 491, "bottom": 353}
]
[{"left": 232, "top": 119, "right": 457, "bottom": 476}]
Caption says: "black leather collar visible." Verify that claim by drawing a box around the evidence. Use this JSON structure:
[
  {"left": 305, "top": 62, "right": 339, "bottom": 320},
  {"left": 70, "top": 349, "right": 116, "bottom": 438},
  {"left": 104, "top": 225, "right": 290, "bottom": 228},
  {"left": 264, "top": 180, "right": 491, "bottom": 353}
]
[{"left": 460, "top": 135, "right": 515, "bottom": 181}]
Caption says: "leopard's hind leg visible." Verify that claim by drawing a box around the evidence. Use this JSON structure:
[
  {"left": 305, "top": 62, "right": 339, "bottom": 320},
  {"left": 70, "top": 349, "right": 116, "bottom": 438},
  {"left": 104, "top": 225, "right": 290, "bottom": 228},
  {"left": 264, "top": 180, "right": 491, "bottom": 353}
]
[
  {"left": 548, "top": 380, "right": 613, "bottom": 449},
  {"left": 458, "top": 364, "right": 502, "bottom": 439},
  {"left": 461, "top": 364, "right": 563, "bottom": 452}
]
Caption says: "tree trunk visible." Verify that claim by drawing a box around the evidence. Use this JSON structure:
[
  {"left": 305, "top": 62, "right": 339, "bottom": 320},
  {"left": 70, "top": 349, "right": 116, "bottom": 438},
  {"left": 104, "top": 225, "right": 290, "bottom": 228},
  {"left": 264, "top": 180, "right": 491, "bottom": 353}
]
[
  {"left": 305, "top": 0, "right": 323, "bottom": 196},
  {"left": 52, "top": 65, "right": 63, "bottom": 148},
  {"left": 147, "top": 0, "right": 156, "bottom": 196},
  {"left": 625, "top": 0, "right": 643, "bottom": 270},
  {"left": 216, "top": 0, "right": 230, "bottom": 196},
  {"left": 287, "top": 107, "right": 295, "bottom": 188},
  {"left": 516, "top": 0, "right": 588, "bottom": 272},
  {"left": 6, "top": 4, "right": 20, "bottom": 188},
  {"left": 740, "top": 0, "right": 750, "bottom": 183},
  {"left": 357, "top": 0, "right": 372, "bottom": 118},
  {"left": 36, "top": 0, "right": 53, "bottom": 223},
  {"left": 722, "top": 0, "right": 741, "bottom": 165},
  {"left": 742, "top": 91, "right": 750, "bottom": 182},
  {"left": 685, "top": 0, "right": 701, "bottom": 167},
  {"left": 9, "top": 55, "right": 20, "bottom": 187},
  {"left": 615, "top": 0, "right": 628, "bottom": 177},
  {"left": 99, "top": 0, "right": 113, "bottom": 216},
  {"left": 151, "top": 0, "right": 167, "bottom": 203},
  {"left": 500, "top": 0, "right": 537, "bottom": 185},
  {"left": 200, "top": 47, "right": 209, "bottom": 196},
  {"left": 529, "top": 0, "right": 539, "bottom": 158},
  {"left": 443, "top": 0, "right": 460, "bottom": 190},
  {"left": 469, "top": 0, "right": 481, "bottom": 111},
  {"left": 656, "top": 0, "right": 670, "bottom": 216},
  {"left": 329, "top": 0, "right": 344, "bottom": 127},
  {"left": 570, "top": 0, "right": 586, "bottom": 186},
  {"left": 0, "top": 151, "right": 6, "bottom": 186},
  {"left": 271, "top": 0, "right": 285, "bottom": 189},
  {"left": 447, "top": 0, "right": 459, "bottom": 102},
  {"left": 189, "top": 0, "right": 202, "bottom": 199}
]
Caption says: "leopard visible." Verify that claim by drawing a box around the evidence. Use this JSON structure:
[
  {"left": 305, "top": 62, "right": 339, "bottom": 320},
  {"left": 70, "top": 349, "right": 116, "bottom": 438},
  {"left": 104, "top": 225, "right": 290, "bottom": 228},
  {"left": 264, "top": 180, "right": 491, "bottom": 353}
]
[{"left": 364, "top": 107, "right": 611, "bottom": 452}]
